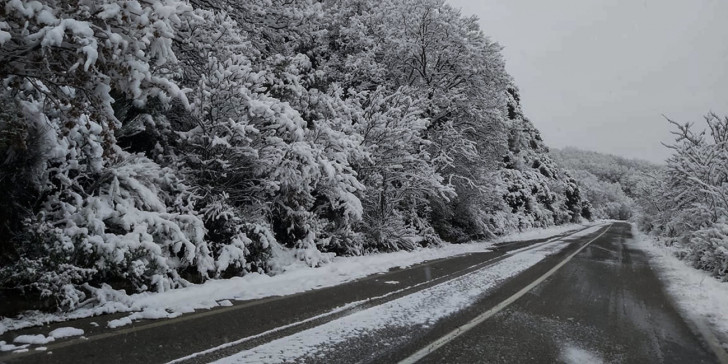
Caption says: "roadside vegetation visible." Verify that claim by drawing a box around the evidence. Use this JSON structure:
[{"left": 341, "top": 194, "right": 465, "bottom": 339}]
[
  {"left": 552, "top": 116, "right": 728, "bottom": 281},
  {"left": 0, "top": 0, "right": 593, "bottom": 311},
  {"left": 2, "top": 0, "right": 723, "bottom": 315},
  {"left": 636, "top": 114, "right": 728, "bottom": 281}
]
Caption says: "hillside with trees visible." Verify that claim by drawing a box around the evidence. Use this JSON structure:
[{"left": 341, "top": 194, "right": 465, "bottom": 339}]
[
  {"left": 0, "top": 0, "right": 591, "bottom": 310},
  {"left": 550, "top": 147, "right": 662, "bottom": 220}
]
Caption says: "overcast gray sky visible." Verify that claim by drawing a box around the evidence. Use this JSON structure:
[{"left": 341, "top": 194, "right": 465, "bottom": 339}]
[{"left": 448, "top": 0, "right": 728, "bottom": 163}]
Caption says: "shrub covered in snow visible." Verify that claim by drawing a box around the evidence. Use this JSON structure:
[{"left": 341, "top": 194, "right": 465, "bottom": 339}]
[
  {"left": 636, "top": 114, "right": 728, "bottom": 279},
  {"left": 687, "top": 222, "right": 728, "bottom": 280},
  {"left": 0, "top": 0, "right": 220, "bottom": 308},
  {"left": 0, "top": 0, "right": 595, "bottom": 311}
]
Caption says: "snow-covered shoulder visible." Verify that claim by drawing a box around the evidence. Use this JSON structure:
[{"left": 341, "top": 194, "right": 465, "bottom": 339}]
[
  {"left": 628, "top": 225, "right": 728, "bottom": 352},
  {"left": 490, "top": 222, "right": 589, "bottom": 243},
  {"left": 0, "top": 222, "right": 591, "bottom": 335}
]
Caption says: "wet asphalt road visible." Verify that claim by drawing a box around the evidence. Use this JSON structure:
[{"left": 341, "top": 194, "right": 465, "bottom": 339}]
[
  {"left": 0, "top": 227, "right": 584, "bottom": 364},
  {"left": 0, "top": 222, "right": 721, "bottom": 364},
  {"left": 414, "top": 222, "right": 719, "bottom": 363}
]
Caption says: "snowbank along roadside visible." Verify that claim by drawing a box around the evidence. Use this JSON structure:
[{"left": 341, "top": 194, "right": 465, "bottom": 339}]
[
  {"left": 629, "top": 225, "right": 728, "bottom": 353},
  {"left": 0, "top": 223, "right": 591, "bottom": 337}
]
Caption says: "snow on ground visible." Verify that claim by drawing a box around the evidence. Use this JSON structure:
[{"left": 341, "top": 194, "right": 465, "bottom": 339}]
[
  {"left": 629, "top": 225, "right": 728, "bottom": 348},
  {"left": 48, "top": 327, "right": 84, "bottom": 339},
  {"left": 0, "top": 223, "right": 590, "bottom": 335},
  {"left": 560, "top": 343, "right": 605, "bottom": 364},
  {"left": 205, "top": 238, "right": 576, "bottom": 363},
  {"left": 13, "top": 334, "right": 54, "bottom": 345},
  {"left": 491, "top": 223, "right": 587, "bottom": 243},
  {"left": 0, "top": 341, "right": 27, "bottom": 352}
]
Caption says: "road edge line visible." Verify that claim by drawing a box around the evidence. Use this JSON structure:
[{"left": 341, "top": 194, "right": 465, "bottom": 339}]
[
  {"left": 167, "top": 225, "right": 602, "bottom": 363},
  {"left": 397, "top": 223, "right": 613, "bottom": 364}
]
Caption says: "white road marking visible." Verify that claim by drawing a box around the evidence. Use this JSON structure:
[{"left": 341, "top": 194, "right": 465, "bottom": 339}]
[
  {"left": 169, "top": 226, "right": 597, "bottom": 363},
  {"left": 167, "top": 249, "right": 504, "bottom": 363},
  {"left": 589, "top": 245, "right": 617, "bottom": 254},
  {"left": 397, "top": 224, "right": 612, "bottom": 364}
]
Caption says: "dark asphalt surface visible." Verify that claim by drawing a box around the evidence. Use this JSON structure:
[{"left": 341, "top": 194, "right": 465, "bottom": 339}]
[
  {"left": 416, "top": 222, "right": 719, "bottom": 364},
  {"left": 0, "top": 227, "right": 585, "bottom": 364}
]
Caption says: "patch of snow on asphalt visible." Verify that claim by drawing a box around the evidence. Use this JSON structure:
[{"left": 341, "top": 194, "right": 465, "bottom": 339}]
[
  {"left": 213, "top": 239, "right": 573, "bottom": 363},
  {"left": 107, "top": 317, "right": 132, "bottom": 329},
  {"left": 49, "top": 327, "right": 84, "bottom": 339},
  {"left": 0, "top": 340, "right": 27, "bottom": 352},
  {"left": 0, "top": 223, "right": 592, "bottom": 333},
  {"left": 629, "top": 225, "right": 728, "bottom": 347},
  {"left": 13, "top": 334, "right": 54, "bottom": 345},
  {"left": 560, "top": 344, "right": 605, "bottom": 364}
]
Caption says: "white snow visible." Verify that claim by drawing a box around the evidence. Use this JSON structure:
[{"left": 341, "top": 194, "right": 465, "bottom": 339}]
[
  {"left": 560, "top": 344, "right": 605, "bottom": 364},
  {"left": 0, "top": 30, "right": 10, "bottom": 45},
  {"left": 209, "top": 238, "right": 575, "bottom": 363},
  {"left": 491, "top": 223, "right": 586, "bottom": 243},
  {"left": 13, "top": 334, "right": 54, "bottom": 345},
  {"left": 629, "top": 225, "right": 728, "bottom": 346},
  {"left": 0, "top": 223, "right": 592, "bottom": 334},
  {"left": 0, "top": 340, "right": 28, "bottom": 352},
  {"left": 48, "top": 327, "right": 84, "bottom": 339},
  {"left": 107, "top": 317, "right": 132, "bottom": 329}
]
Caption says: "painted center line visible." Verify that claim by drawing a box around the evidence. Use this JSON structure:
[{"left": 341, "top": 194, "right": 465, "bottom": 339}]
[{"left": 398, "top": 224, "right": 612, "bottom": 364}]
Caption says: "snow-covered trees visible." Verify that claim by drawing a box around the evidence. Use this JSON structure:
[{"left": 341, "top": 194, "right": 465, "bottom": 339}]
[
  {"left": 549, "top": 147, "right": 661, "bottom": 220},
  {"left": 637, "top": 114, "right": 728, "bottom": 280},
  {"left": 351, "top": 88, "right": 453, "bottom": 251},
  {"left": 496, "top": 86, "right": 590, "bottom": 232},
  {"left": 0, "top": 0, "right": 593, "bottom": 310},
  {"left": 566, "top": 170, "right": 634, "bottom": 220},
  {"left": 559, "top": 114, "right": 728, "bottom": 280},
  {"left": 0, "top": 0, "right": 218, "bottom": 308},
  {"left": 371, "top": 0, "right": 512, "bottom": 242}
]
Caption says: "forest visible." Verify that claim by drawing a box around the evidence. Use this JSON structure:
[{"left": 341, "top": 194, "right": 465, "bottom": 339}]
[{"left": 0, "top": 0, "right": 725, "bottom": 313}]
